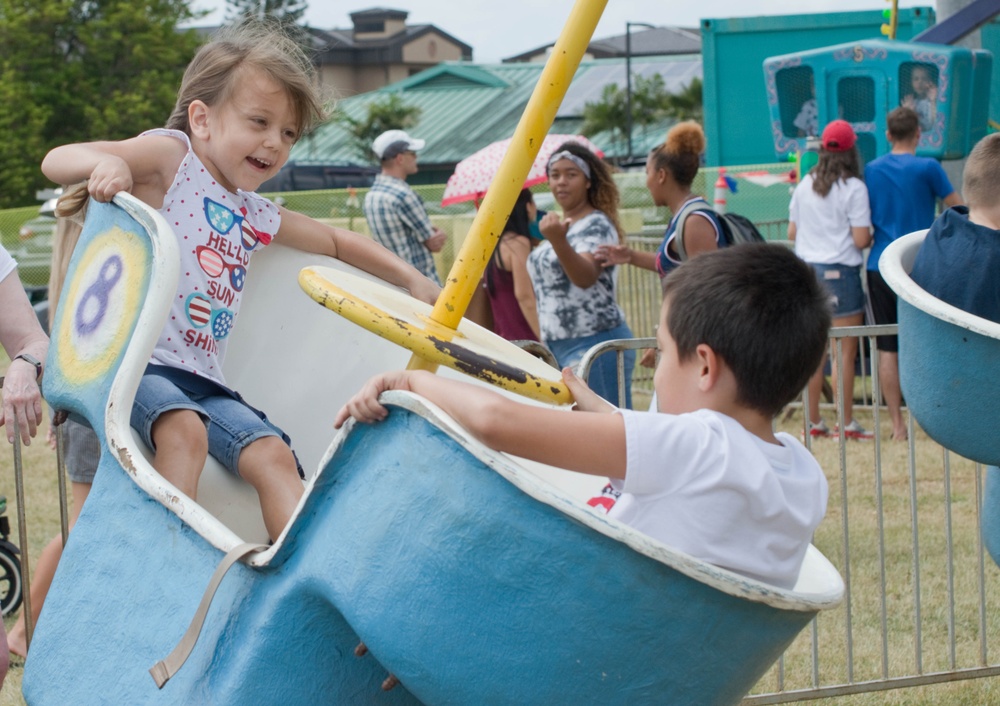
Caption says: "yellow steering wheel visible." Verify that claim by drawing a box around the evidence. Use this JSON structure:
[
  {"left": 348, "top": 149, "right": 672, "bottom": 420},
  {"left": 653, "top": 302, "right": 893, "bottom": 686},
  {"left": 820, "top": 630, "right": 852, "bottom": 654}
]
[{"left": 299, "top": 267, "right": 572, "bottom": 404}]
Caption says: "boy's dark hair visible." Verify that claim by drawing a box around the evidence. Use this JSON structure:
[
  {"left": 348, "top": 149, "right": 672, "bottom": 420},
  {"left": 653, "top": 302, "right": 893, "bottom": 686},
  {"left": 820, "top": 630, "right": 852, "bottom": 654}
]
[
  {"left": 661, "top": 243, "right": 831, "bottom": 418},
  {"left": 962, "top": 132, "right": 1000, "bottom": 210},
  {"left": 887, "top": 106, "right": 920, "bottom": 142}
]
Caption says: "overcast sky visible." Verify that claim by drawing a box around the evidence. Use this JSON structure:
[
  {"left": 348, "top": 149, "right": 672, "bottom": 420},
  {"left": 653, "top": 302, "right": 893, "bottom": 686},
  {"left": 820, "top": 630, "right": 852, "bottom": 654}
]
[{"left": 190, "top": 1, "right": 931, "bottom": 63}]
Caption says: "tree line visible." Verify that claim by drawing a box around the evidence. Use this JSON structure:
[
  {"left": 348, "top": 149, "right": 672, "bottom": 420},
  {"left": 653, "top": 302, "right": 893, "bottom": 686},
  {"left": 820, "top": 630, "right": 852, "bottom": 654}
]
[
  {"left": 0, "top": 0, "right": 699, "bottom": 207},
  {"left": 581, "top": 75, "right": 703, "bottom": 160},
  {"left": 0, "top": 0, "right": 306, "bottom": 209}
]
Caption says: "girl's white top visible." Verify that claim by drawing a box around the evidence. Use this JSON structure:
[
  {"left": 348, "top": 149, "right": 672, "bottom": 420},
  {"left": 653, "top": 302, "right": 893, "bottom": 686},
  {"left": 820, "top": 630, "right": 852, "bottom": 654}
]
[
  {"left": 142, "top": 128, "right": 281, "bottom": 385},
  {"left": 789, "top": 173, "right": 871, "bottom": 267}
]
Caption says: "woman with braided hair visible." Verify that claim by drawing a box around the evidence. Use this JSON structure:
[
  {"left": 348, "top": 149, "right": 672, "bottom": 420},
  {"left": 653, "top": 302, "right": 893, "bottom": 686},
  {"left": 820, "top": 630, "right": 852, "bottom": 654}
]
[
  {"left": 596, "top": 122, "right": 724, "bottom": 371},
  {"left": 596, "top": 121, "right": 724, "bottom": 281}
]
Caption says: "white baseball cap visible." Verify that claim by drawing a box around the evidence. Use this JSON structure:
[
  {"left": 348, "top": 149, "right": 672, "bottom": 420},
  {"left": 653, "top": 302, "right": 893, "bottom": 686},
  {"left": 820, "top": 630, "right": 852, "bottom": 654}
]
[{"left": 372, "top": 129, "right": 426, "bottom": 160}]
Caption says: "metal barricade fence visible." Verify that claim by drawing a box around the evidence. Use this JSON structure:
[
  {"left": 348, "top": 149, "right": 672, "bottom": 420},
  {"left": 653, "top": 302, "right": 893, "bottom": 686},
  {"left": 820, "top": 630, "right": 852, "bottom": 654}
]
[{"left": 580, "top": 324, "right": 1000, "bottom": 703}]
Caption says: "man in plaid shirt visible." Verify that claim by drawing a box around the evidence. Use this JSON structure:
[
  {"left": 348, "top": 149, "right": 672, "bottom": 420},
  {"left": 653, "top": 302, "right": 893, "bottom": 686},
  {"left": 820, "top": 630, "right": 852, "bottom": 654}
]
[{"left": 364, "top": 130, "right": 446, "bottom": 285}]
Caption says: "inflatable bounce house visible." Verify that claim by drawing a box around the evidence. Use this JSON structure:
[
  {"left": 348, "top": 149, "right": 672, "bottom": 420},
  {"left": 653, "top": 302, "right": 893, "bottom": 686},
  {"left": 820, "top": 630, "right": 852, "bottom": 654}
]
[{"left": 764, "top": 39, "right": 991, "bottom": 164}]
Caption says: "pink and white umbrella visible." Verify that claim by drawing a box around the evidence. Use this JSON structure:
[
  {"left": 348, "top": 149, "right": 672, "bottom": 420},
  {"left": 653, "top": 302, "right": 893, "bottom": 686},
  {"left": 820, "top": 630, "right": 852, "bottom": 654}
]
[{"left": 441, "top": 134, "right": 603, "bottom": 207}]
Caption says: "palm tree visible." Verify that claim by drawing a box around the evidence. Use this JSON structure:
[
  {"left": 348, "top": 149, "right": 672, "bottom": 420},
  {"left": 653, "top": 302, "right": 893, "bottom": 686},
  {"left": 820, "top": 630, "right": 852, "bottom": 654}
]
[
  {"left": 581, "top": 83, "right": 628, "bottom": 157},
  {"left": 338, "top": 95, "right": 423, "bottom": 164},
  {"left": 664, "top": 78, "right": 703, "bottom": 123}
]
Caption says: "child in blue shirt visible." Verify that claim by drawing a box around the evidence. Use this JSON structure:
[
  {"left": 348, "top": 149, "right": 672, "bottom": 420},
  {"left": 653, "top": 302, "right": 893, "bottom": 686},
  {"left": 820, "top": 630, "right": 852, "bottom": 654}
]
[{"left": 911, "top": 133, "right": 1000, "bottom": 323}]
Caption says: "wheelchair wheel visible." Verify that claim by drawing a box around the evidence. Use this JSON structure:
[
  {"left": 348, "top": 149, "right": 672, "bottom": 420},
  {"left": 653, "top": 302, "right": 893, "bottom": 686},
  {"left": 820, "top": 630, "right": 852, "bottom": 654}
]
[{"left": 0, "top": 544, "right": 23, "bottom": 616}]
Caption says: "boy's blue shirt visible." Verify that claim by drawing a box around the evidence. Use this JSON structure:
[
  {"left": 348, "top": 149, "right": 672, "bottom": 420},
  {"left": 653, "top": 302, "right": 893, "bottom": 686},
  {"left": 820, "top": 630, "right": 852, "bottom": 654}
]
[
  {"left": 866, "top": 152, "right": 954, "bottom": 271},
  {"left": 910, "top": 206, "right": 1000, "bottom": 324}
]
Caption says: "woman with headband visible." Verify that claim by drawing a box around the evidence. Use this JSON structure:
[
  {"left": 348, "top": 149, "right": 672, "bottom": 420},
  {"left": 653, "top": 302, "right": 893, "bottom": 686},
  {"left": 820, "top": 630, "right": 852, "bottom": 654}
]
[{"left": 527, "top": 142, "right": 635, "bottom": 407}]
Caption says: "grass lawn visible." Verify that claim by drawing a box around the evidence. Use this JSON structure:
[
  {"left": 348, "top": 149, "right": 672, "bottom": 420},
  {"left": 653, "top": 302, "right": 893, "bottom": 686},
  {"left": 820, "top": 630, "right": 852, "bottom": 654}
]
[{"left": 0, "top": 365, "right": 998, "bottom": 704}]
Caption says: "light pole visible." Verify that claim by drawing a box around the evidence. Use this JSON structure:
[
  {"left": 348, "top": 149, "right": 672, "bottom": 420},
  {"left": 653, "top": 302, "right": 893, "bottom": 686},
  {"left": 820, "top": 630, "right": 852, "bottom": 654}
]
[{"left": 625, "top": 22, "right": 655, "bottom": 162}]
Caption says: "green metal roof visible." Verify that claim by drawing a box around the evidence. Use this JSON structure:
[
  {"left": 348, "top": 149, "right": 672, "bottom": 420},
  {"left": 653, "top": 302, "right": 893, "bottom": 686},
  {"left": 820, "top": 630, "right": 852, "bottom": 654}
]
[
  {"left": 291, "top": 54, "right": 702, "bottom": 170},
  {"left": 387, "top": 63, "right": 511, "bottom": 90}
]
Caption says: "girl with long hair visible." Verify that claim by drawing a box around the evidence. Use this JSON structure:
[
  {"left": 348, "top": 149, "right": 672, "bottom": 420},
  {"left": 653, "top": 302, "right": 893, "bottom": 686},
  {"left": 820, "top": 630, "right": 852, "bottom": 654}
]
[
  {"left": 788, "top": 120, "right": 873, "bottom": 440},
  {"left": 485, "top": 188, "right": 540, "bottom": 340},
  {"left": 41, "top": 20, "right": 440, "bottom": 542}
]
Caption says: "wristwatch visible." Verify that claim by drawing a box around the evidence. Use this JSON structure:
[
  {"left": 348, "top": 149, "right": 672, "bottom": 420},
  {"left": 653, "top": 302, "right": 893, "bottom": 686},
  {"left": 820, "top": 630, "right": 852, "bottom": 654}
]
[{"left": 13, "top": 353, "right": 43, "bottom": 382}]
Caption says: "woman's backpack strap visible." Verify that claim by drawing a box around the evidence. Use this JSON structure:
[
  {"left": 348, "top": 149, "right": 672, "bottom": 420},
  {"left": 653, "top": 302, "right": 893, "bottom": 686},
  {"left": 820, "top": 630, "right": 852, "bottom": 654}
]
[{"left": 672, "top": 200, "right": 712, "bottom": 262}]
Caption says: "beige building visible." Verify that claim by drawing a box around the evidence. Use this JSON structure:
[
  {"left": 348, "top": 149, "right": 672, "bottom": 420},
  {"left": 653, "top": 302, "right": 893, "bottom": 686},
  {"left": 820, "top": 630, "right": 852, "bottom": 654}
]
[{"left": 313, "top": 8, "right": 473, "bottom": 96}]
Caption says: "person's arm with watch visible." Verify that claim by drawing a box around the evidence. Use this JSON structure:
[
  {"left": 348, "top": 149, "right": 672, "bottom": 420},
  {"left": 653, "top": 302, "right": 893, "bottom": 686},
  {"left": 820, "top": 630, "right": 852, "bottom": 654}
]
[{"left": 0, "top": 266, "right": 49, "bottom": 445}]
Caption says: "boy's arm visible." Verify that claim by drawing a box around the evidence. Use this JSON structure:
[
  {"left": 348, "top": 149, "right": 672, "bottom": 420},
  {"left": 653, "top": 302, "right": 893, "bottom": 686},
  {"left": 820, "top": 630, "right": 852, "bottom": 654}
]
[
  {"left": 334, "top": 368, "right": 627, "bottom": 478},
  {"left": 563, "top": 366, "right": 616, "bottom": 413},
  {"left": 41, "top": 137, "right": 184, "bottom": 203},
  {"left": 277, "top": 208, "right": 441, "bottom": 305}
]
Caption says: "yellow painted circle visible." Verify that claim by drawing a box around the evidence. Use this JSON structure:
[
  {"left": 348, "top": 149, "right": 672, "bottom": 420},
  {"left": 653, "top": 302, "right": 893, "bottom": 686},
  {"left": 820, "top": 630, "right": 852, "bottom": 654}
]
[{"left": 56, "top": 229, "right": 149, "bottom": 387}]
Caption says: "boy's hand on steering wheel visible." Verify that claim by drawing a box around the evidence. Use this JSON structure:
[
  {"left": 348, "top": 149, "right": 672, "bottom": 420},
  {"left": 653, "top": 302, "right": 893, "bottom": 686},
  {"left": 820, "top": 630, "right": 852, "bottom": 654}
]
[{"left": 563, "top": 367, "right": 615, "bottom": 413}]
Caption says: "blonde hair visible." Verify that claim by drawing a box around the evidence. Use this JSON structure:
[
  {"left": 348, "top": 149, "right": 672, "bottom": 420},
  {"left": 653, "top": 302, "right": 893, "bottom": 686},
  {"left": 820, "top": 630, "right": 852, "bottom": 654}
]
[
  {"left": 166, "top": 19, "right": 327, "bottom": 140},
  {"left": 962, "top": 133, "right": 1000, "bottom": 210},
  {"left": 54, "top": 183, "right": 89, "bottom": 219},
  {"left": 48, "top": 185, "right": 89, "bottom": 330},
  {"left": 649, "top": 121, "right": 705, "bottom": 188}
]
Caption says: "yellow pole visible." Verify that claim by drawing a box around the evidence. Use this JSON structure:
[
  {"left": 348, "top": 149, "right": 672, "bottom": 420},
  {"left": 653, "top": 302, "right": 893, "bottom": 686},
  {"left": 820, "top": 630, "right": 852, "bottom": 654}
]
[{"left": 407, "top": 0, "right": 608, "bottom": 371}]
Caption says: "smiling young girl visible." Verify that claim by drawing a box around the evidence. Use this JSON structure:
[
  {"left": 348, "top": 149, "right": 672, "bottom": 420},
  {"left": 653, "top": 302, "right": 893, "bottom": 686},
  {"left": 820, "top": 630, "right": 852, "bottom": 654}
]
[{"left": 40, "top": 21, "right": 441, "bottom": 540}]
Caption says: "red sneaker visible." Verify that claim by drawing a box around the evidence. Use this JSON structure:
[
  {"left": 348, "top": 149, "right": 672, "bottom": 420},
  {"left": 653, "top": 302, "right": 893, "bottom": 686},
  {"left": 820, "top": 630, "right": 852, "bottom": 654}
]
[
  {"left": 807, "top": 420, "right": 832, "bottom": 438},
  {"left": 836, "top": 420, "right": 875, "bottom": 440}
]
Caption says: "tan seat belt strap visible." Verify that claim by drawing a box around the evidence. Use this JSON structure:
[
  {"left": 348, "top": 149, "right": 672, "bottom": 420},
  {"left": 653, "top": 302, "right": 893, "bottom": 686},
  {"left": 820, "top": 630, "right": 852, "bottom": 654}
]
[{"left": 149, "top": 541, "right": 268, "bottom": 688}]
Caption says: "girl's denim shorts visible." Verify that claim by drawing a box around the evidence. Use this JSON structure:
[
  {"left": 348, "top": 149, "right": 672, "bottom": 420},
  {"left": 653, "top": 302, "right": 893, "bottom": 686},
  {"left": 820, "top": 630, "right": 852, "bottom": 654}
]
[
  {"left": 131, "top": 370, "right": 288, "bottom": 477},
  {"left": 810, "top": 263, "right": 865, "bottom": 318}
]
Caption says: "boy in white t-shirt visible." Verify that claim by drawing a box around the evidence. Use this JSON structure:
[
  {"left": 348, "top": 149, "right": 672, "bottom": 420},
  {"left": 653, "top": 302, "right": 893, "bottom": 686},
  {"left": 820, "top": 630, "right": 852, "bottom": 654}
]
[{"left": 335, "top": 244, "right": 831, "bottom": 589}]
